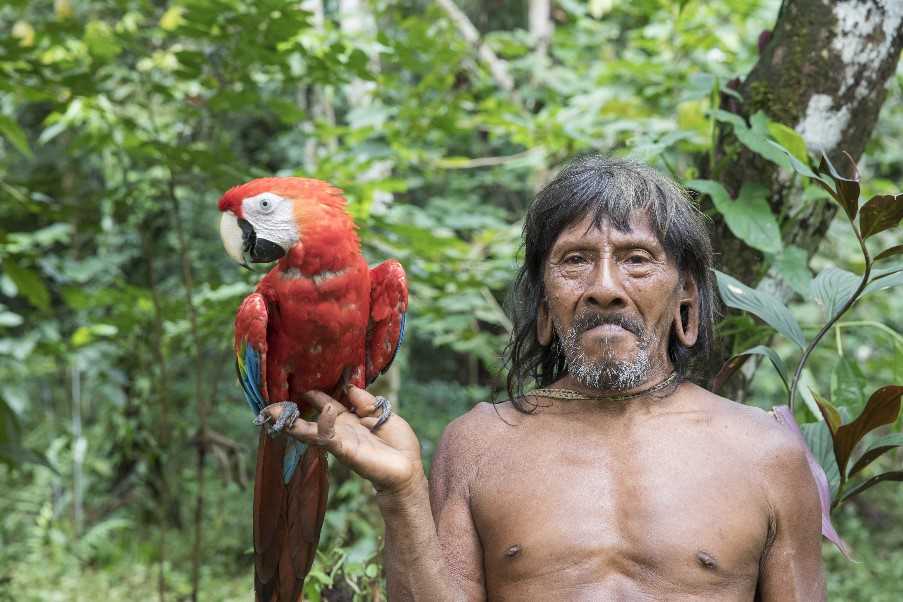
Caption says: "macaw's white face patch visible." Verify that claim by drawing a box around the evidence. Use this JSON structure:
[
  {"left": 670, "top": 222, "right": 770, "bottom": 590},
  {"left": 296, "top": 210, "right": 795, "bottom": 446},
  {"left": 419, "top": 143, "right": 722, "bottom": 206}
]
[{"left": 242, "top": 192, "right": 300, "bottom": 251}]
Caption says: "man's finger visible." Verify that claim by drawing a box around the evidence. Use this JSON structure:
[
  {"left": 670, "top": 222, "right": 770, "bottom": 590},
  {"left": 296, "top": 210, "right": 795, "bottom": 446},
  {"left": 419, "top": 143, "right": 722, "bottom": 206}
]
[
  {"left": 302, "top": 390, "right": 347, "bottom": 415},
  {"left": 318, "top": 404, "right": 337, "bottom": 441},
  {"left": 284, "top": 418, "right": 318, "bottom": 443},
  {"left": 346, "top": 385, "right": 378, "bottom": 416}
]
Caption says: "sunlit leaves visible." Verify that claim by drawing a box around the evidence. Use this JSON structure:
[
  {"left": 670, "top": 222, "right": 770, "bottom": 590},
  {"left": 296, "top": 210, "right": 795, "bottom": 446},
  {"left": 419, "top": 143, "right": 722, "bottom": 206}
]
[
  {"left": 2, "top": 260, "right": 49, "bottom": 311},
  {"left": 0, "top": 115, "right": 33, "bottom": 159},
  {"left": 714, "top": 270, "right": 806, "bottom": 348}
]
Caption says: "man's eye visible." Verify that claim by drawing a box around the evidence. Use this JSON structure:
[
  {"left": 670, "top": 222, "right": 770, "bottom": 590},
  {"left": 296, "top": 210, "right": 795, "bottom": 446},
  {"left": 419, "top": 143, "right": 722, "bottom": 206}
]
[
  {"left": 626, "top": 254, "right": 649, "bottom": 265},
  {"left": 563, "top": 254, "right": 586, "bottom": 265}
]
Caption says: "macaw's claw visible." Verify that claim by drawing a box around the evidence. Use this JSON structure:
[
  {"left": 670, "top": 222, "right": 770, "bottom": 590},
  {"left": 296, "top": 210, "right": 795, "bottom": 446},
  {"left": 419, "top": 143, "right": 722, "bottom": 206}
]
[{"left": 258, "top": 401, "right": 300, "bottom": 438}]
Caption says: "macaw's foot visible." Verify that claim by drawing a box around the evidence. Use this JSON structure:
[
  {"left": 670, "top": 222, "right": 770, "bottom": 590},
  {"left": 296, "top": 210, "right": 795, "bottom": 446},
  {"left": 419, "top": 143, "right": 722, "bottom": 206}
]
[{"left": 254, "top": 401, "right": 300, "bottom": 438}]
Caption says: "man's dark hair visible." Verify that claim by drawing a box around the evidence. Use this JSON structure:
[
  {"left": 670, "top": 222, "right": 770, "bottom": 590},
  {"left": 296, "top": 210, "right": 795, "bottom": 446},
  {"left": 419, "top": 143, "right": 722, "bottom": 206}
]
[{"left": 504, "top": 154, "right": 716, "bottom": 403}]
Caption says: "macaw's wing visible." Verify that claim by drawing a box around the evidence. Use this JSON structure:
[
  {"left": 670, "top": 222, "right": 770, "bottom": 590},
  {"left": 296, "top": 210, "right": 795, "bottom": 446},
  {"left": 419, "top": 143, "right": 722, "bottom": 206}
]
[
  {"left": 365, "top": 259, "right": 409, "bottom": 386},
  {"left": 234, "top": 293, "right": 270, "bottom": 415}
]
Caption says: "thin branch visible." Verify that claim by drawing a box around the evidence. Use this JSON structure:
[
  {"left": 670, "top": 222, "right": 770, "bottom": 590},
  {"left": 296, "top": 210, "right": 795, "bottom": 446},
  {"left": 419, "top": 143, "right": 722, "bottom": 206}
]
[
  {"left": 165, "top": 171, "right": 209, "bottom": 602},
  {"left": 436, "top": 149, "right": 540, "bottom": 169},
  {"left": 434, "top": 0, "right": 518, "bottom": 97},
  {"left": 788, "top": 230, "right": 871, "bottom": 411}
]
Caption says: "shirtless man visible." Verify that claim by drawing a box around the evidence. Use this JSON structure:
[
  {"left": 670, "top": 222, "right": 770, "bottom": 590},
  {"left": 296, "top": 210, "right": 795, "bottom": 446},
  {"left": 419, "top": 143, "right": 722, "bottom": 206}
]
[{"left": 260, "top": 156, "right": 825, "bottom": 600}]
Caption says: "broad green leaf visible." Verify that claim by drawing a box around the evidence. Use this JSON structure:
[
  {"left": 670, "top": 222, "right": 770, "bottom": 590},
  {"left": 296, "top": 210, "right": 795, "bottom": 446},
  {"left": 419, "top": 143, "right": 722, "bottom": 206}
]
[
  {"left": 714, "top": 270, "right": 806, "bottom": 348},
  {"left": 811, "top": 267, "right": 861, "bottom": 320},
  {"left": 848, "top": 433, "right": 903, "bottom": 477},
  {"left": 864, "top": 266, "right": 903, "bottom": 296},
  {"left": 711, "top": 110, "right": 791, "bottom": 170},
  {"left": 0, "top": 115, "right": 33, "bottom": 159},
  {"left": 767, "top": 121, "right": 808, "bottom": 164},
  {"left": 833, "top": 385, "right": 903, "bottom": 477},
  {"left": 831, "top": 356, "right": 868, "bottom": 416},
  {"left": 773, "top": 246, "right": 812, "bottom": 297},
  {"left": 686, "top": 180, "right": 781, "bottom": 254},
  {"left": 2, "top": 260, "right": 50, "bottom": 311},
  {"left": 841, "top": 470, "right": 903, "bottom": 504},
  {"left": 800, "top": 421, "right": 841, "bottom": 499},
  {"left": 874, "top": 245, "right": 903, "bottom": 262},
  {"left": 859, "top": 194, "right": 903, "bottom": 239}
]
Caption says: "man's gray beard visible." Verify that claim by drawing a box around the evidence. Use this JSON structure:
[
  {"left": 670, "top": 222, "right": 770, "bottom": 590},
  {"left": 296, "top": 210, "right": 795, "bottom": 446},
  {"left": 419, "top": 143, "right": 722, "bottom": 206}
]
[{"left": 558, "top": 323, "right": 659, "bottom": 391}]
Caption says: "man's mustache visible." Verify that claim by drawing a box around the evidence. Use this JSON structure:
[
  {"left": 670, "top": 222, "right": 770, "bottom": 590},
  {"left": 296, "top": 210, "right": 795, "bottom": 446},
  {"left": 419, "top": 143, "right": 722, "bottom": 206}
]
[{"left": 573, "top": 312, "right": 645, "bottom": 338}]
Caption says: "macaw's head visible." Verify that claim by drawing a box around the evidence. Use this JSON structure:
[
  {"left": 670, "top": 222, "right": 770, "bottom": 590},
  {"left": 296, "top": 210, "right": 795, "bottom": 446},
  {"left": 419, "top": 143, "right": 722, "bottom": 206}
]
[{"left": 217, "top": 177, "right": 347, "bottom": 268}]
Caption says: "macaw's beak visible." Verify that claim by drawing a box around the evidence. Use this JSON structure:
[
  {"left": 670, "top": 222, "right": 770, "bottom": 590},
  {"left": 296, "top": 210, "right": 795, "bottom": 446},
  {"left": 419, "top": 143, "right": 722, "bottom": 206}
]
[
  {"left": 219, "top": 212, "right": 286, "bottom": 269},
  {"left": 220, "top": 212, "right": 251, "bottom": 269}
]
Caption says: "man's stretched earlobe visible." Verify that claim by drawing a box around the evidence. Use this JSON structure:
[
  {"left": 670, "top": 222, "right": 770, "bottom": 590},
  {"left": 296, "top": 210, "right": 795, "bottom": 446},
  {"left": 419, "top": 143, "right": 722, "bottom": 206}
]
[
  {"left": 537, "top": 301, "right": 553, "bottom": 346},
  {"left": 673, "top": 299, "right": 699, "bottom": 347}
]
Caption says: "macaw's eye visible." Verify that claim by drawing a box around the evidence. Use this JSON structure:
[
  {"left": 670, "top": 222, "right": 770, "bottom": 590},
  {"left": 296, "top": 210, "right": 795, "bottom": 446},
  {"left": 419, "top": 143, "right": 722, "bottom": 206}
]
[
  {"left": 258, "top": 197, "right": 276, "bottom": 213},
  {"left": 261, "top": 199, "right": 270, "bottom": 208}
]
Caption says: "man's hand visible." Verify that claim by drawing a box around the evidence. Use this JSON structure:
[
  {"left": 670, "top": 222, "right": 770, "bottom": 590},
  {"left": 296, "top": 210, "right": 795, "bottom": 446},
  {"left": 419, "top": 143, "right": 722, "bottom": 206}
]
[{"left": 257, "top": 386, "right": 423, "bottom": 495}]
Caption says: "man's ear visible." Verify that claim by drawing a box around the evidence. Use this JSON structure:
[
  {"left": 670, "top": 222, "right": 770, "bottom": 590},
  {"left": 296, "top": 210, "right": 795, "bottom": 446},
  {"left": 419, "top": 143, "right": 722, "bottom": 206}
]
[
  {"left": 537, "top": 300, "right": 553, "bottom": 346},
  {"left": 673, "top": 275, "right": 699, "bottom": 347}
]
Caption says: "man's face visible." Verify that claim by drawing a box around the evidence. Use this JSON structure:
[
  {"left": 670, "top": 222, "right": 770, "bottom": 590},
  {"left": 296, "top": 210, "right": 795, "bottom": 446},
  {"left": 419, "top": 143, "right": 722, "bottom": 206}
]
[{"left": 543, "top": 210, "right": 684, "bottom": 391}]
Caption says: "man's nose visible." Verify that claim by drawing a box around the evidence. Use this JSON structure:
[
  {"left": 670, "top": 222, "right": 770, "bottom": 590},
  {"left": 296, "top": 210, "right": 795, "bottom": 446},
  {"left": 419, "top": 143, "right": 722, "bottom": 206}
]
[{"left": 584, "top": 255, "right": 627, "bottom": 309}]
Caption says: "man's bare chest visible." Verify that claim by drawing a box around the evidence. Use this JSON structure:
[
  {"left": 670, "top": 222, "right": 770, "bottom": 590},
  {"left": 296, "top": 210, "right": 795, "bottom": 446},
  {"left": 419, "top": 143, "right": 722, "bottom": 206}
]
[{"left": 469, "top": 416, "right": 769, "bottom": 597}]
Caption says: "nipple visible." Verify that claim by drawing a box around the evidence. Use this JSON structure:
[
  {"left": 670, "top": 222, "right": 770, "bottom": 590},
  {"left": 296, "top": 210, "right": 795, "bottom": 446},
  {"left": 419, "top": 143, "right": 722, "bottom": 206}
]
[
  {"left": 504, "top": 544, "right": 522, "bottom": 559},
  {"left": 696, "top": 550, "right": 718, "bottom": 570}
]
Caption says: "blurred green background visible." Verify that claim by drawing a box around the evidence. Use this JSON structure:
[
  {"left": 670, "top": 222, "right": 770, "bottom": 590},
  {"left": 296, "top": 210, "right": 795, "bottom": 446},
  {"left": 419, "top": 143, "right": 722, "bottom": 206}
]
[{"left": 1, "top": 0, "right": 901, "bottom": 600}]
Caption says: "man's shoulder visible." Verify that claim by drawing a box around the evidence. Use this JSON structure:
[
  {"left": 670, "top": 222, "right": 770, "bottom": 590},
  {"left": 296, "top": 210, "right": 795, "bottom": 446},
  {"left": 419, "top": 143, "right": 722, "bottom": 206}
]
[
  {"left": 690, "top": 385, "right": 809, "bottom": 469},
  {"left": 438, "top": 401, "right": 515, "bottom": 453}
]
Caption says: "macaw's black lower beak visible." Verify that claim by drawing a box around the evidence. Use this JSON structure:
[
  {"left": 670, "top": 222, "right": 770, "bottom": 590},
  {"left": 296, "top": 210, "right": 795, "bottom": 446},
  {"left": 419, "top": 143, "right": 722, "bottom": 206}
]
[{"left": 238, "top": 219, "right": 286, "bottom": 263}]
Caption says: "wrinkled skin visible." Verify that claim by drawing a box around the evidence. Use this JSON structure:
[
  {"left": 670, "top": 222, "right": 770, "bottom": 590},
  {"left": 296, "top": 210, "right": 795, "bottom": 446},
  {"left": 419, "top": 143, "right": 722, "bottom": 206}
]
[{"left": 267, "top": 210, "right": 825, "bottom": 601}]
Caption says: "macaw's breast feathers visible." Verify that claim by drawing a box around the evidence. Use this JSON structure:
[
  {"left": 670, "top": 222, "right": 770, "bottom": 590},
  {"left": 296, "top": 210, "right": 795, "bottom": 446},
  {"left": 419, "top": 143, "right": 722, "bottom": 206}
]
[{"left": 366, "top": 259, "right": 409, "bottom": 385}]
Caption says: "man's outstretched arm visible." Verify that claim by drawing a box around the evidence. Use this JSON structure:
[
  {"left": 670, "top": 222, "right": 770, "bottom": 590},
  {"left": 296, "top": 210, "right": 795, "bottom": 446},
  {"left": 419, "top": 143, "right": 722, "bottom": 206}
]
[
  {"left": 756, "top": 430, "right": 826, "bottom": 601},
  {"left": 381, "top": 409, "right": 487, "bottom": 601},
  {"left": 261, "top": 387, "right": 485, "bottom": 601}
]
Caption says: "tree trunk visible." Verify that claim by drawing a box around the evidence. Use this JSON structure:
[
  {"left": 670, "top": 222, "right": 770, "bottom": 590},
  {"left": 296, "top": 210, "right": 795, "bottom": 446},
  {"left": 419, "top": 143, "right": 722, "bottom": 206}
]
[{"left": 704, "top": 0, "right": 903, "bottom": 387}]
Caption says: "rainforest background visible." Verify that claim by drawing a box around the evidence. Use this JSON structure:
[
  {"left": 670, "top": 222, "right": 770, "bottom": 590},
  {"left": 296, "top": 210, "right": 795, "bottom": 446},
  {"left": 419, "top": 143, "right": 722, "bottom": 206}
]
[{"left": 2, "top": 0, "right": 903, "bottom": 600}]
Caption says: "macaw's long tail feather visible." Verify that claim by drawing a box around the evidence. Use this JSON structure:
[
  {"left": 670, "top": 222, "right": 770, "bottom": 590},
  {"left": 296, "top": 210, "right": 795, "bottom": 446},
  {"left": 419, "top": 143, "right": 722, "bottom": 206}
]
[{"left": 254, "top": 433, "right": 329, "bottom": 602}]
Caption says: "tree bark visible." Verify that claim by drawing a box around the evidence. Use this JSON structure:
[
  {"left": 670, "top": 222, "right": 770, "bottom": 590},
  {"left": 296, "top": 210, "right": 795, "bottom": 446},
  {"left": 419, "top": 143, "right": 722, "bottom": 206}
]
[{"left": 704, "top": 0, "right": 903, "bottom": 387}]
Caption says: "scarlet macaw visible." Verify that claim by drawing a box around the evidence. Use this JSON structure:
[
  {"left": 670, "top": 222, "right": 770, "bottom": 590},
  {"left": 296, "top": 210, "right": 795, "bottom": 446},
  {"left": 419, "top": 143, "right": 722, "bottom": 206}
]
[{"left": 218, "top": 177, "right": 408, "bottom": 601}]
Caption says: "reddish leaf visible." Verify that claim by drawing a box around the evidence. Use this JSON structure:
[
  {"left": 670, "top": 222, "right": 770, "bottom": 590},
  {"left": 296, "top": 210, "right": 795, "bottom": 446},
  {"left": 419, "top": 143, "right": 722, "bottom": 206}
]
[
  {"left": 859, "top": 194, "right": 903, "bottom": 239},
  {"left": 834, "top": 386, "right": 903, "bottom": 477},
  {"left": 772, "top": 406, "right": 852, "bottom": 559},
  {"left": 840, "top": 470, "right": 903, "bottom": 504},
  {"left": 848, "top": 433, "right": 903, "bottom": 478},
  {"left": 711, "top": 353, "right": 751, "bottom": 393},
  {"left": 874, "top": 245, "right": 903, "bottom": 262},
  {"left": 818, "top": 153, "right": 860, "bottom": 221}
]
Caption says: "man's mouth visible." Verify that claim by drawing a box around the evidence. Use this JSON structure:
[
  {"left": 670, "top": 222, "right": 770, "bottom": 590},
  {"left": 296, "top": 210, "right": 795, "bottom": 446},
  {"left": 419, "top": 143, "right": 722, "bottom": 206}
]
[{"left": 575, "top": 312, "right": 644, "bottom": 338}]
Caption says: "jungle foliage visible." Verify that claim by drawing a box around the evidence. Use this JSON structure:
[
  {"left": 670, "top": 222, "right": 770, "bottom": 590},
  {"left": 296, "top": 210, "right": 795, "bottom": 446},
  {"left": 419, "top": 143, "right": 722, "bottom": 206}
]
[{"left": 1, "top": 0, "right": 902, "bottom": 600}]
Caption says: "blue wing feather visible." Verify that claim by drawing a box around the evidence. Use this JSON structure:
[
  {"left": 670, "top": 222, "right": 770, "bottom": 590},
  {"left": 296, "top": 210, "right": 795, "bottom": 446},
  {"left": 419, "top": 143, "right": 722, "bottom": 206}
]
[{"left": 237, "top": 342, "right": 267, "bottom": 416}]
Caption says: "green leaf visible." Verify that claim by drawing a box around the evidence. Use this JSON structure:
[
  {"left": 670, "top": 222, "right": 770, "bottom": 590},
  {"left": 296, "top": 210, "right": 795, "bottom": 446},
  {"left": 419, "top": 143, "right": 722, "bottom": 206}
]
[
  {"left": 874, "top": 245, "right": 903, "bottom": 262},
  {"left": 833, "top": 385, "right": 903, "bottom": 478},
  {"left": 848, "top": 433, "right": 903, "bottom": 478},
  {"left": 811, "top": 391, "right": 842, "bottom": 435},
  {"left": 773, "top": 246, "right": 812, "bottom": 297},
  {"left": 714, "top": 270, "right": 806, "bottom": 348},
  {"left": 859, "top": 194, "right": 903, "bottom": 239},
  {"left": 711, "top": 110, "right": 791, "bottom": 170},
  {"left": 840, "top": 470, "right": 903, "bottom": 504},
  {"left": 0, "top": 115, "right": 33, "bottom": 159},
  {"left": 686, "top": 180, "right": 781, "bottom": 254},
  {"left": 811, "top": 267, "right": 861, "bottom": 320},
  {"left": 800, "top": 421, "right": 841, "bottom": 499},
  {"left": 864, "top": 266, "right": 903, "bottom": 296},
  {"left": 2, "top": 260, "right": 50, "bottom": 311},
  {"left": 767, "top": 121, "right": 809, "bottom": 164}
]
